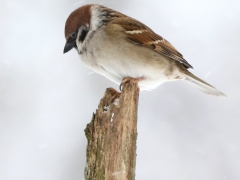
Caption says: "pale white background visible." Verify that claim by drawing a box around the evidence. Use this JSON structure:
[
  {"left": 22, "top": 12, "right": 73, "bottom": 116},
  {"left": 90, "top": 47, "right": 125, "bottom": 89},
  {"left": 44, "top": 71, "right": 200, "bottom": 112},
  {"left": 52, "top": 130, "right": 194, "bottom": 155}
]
[{"left": 1, "top": 0, "right": 240, "bottom": 179}]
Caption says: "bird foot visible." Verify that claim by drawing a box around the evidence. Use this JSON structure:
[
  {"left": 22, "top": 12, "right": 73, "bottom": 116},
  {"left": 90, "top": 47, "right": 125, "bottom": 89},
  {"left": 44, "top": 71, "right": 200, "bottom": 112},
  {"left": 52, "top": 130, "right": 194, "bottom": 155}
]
[{"left": 119, "top": 77, "right": 144, "bottom": 91}]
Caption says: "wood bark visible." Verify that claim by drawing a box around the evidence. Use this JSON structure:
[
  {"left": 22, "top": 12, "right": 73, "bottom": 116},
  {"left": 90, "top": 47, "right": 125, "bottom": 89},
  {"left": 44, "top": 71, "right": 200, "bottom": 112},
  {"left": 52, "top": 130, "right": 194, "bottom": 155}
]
[{"left": 84, "top": 81, "right": 139, "bottom": 180}]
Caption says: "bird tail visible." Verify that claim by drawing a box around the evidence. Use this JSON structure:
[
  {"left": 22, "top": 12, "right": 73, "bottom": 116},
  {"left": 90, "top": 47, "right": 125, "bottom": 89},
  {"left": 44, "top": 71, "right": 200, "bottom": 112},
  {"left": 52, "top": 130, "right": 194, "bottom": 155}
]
[{"left": 182, "top": 70, "right": 226, "bottom": 96}]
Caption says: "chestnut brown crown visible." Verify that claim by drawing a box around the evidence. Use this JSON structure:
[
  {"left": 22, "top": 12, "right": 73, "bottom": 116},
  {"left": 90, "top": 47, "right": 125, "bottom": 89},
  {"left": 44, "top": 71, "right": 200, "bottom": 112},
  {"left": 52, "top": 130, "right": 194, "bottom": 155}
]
[{"left": 64, "top": 4, "right": 92, "bottom": 40}]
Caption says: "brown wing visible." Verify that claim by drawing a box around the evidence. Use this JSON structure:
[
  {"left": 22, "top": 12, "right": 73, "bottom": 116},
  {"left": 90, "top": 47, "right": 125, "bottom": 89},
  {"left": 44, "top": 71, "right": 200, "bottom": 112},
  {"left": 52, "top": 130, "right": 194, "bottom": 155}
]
[{"left": 111, "top": 18, "right": 193, "bottom": 69}]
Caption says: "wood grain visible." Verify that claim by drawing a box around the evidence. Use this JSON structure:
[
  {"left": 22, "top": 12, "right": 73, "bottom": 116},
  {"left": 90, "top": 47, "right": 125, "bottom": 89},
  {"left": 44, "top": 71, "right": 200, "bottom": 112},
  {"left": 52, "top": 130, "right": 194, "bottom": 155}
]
[{"left": 85, "top": 81, "right": 139, "bottom": 180}]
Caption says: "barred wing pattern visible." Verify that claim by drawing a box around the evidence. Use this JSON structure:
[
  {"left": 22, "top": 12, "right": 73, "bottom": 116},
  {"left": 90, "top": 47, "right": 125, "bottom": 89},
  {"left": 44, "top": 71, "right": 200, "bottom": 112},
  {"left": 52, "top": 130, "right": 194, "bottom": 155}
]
[{"left": 111, "top": 18, "right": 193, "bottom": 69}]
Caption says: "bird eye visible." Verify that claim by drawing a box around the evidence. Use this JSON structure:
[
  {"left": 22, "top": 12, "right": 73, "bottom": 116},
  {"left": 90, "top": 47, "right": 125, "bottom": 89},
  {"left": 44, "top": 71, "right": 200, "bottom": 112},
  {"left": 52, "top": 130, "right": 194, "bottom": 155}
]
[{"left": 70, "top": 32, "right": 77, "bottom": 39}]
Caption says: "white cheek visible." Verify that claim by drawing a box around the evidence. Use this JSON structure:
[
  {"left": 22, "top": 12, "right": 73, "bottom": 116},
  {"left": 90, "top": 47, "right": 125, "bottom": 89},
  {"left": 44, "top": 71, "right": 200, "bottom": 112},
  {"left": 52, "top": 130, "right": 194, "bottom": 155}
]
[{"left": 90, "top": 5, "right": 102, "bottom": 31}]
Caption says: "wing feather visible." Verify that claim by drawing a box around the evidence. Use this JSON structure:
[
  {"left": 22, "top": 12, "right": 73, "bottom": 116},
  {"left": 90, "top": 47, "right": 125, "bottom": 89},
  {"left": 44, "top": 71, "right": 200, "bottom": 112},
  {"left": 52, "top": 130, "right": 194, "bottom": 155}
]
[{"left": 110, "top": 18, "right": 193, "bottom": 69}]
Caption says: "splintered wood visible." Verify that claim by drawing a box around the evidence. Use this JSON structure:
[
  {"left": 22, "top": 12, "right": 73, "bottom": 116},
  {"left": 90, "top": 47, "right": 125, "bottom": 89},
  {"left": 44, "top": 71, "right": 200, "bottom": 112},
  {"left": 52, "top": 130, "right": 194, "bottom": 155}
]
[{"left": 85, "top": 82, "right": 139, "bottom": 180}]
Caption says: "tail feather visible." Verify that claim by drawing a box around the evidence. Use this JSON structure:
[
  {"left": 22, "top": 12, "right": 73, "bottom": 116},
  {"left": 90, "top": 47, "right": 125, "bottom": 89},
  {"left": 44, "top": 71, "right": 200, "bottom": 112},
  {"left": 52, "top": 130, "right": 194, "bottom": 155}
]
[{"left": 183, "top": 71, "right": 226, "bottom": 96}]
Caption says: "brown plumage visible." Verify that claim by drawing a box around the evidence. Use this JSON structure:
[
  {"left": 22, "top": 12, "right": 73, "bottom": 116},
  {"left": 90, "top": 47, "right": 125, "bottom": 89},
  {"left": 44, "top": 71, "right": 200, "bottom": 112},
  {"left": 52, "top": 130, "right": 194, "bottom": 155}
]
[{"left": 64, "top": 4, "right": 226, "bottom": 96}]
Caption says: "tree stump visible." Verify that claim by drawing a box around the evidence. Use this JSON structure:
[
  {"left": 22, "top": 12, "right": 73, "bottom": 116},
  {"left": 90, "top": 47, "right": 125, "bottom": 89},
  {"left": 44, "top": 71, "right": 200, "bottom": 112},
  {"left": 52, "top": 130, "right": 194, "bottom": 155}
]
[{"left": 84, "top": 81, "right": 139, "bottom": 180}]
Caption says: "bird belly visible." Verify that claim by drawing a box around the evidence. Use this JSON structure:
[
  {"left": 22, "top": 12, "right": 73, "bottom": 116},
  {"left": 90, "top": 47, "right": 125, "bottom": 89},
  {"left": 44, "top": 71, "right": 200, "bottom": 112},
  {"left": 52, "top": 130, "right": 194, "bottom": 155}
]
[{"left": 81, "top": 50, "right": 179, "bottom": 90}]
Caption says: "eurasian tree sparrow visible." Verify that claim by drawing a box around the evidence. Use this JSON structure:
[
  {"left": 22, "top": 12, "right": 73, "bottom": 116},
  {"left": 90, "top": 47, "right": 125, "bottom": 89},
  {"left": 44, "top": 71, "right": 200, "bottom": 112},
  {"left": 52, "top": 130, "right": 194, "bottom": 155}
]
[{"left": 64, "top": 4, "right": 226, "bottom": 96}]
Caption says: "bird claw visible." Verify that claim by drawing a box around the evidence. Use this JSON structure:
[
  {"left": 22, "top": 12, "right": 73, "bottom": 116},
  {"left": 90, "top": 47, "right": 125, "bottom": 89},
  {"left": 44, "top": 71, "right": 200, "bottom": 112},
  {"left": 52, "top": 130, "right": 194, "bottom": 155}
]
[{"left": 119, "top": 77, "right": 144, "bottom": 91}]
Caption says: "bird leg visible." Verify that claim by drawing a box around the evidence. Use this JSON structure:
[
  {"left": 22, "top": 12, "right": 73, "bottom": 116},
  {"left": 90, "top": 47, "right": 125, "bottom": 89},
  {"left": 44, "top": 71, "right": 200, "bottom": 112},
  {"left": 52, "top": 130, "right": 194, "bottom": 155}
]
[{"left": 119, "top": 77, "right": 144, "bottom": 91}]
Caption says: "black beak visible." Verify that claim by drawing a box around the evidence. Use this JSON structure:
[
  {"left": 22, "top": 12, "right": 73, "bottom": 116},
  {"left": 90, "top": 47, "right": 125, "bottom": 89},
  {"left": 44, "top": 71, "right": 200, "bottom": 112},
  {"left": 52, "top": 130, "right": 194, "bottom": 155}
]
[{"left": 63, "top": 42, "right": 75, "bottom": 54}]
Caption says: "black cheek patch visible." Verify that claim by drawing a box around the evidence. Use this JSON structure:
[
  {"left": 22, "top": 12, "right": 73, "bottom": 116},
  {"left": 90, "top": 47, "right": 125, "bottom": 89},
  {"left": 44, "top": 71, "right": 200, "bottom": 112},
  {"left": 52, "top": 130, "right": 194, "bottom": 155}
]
[{"left": 79, "top": 28, "right": 88, "bottom": 42}]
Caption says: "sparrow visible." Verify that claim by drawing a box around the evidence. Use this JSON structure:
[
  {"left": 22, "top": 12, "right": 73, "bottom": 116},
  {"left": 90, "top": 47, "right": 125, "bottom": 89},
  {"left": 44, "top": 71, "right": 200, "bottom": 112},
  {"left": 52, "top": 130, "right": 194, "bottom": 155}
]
[{"left": 63, "top": 4, "right": 226, "bottom": 96}]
